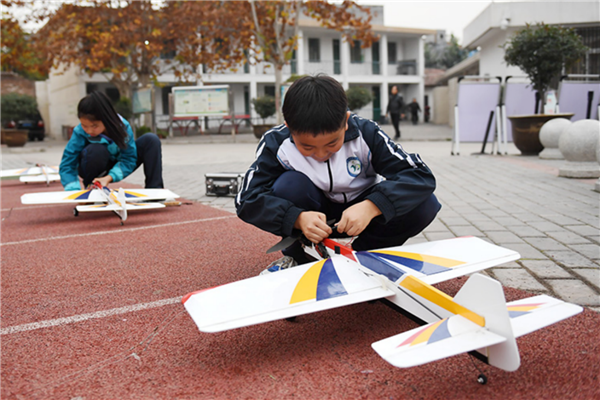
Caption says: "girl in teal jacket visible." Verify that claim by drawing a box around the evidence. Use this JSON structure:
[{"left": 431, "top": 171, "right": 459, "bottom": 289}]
[{"left": 59, "top": 91, "right": 163, "bottom": 190}]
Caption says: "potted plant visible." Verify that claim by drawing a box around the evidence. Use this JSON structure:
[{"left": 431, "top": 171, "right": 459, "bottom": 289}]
[
  {"left": 251, "top": 95, "right": 276, "bottom": 139},
  {"left": 346, "top": 86, "right": 373, "bottom": 114},
  {"left": 503, "top": 23, "right": 588, "bottom": 155},
  {"left": 1, "top": 92, "right": 38, "bottom": 147}
]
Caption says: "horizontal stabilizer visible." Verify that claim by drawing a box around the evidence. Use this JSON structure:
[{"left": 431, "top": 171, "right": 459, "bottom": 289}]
[
  {"left": 76, "top": 202, "right": 165, "bottom": 212},
  {"left": 183, "top": 257, "right": 394, "bottom": 333},
  {"left": 371, "top": 315, "right": 506, "bottom": 368},
  {"left": 20, "top": 174, "right": 60, "bottom": 183},
  {"left": 507, "top": 295, "right": 583, "bottom": 338}
]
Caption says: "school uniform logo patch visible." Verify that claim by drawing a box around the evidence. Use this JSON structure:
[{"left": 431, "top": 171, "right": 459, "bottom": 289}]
[{"left": 346, "top": 157, "right": 362, "bottom": 177}]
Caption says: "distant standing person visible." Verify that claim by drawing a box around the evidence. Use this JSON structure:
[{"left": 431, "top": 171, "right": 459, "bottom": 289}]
[
  {"left": 385, "top": 85, "right": 404, "bottom": 139},
  {"left": 408, "top": 98, "right": 421, "bottom": 125}
]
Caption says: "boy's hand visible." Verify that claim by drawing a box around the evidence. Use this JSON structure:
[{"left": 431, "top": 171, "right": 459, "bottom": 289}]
[
  {"left": 93, "top": 175, "right": 113, "bottom": 187},
  {"left": 336, "top": 200, "right": 382, "bottom": 237},
  {"left": 294, "top": 211, "right": 332, "bottom": 244}
]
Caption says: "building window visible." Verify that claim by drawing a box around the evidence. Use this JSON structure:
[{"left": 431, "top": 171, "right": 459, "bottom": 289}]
[
  {"left": 162, "top": 86, "right": 173, "bottom": 115},
  {"left": 388, "top": 42, "right": 397, "bottom": 65},
  {"left": 350, "top": 40, "right": 362, "bottom": 63},
  {"left": 265, "top": 86, "right": 275, "bottom": 97},
  {"left": 308, "top": 38, "right": 320, "bottom": 62},
  {"left": 333, "top": 39, "right": 341, "bottom": 74}
]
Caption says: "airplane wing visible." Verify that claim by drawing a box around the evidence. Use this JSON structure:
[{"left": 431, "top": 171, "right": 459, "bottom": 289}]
[
  {"left": 21, "top": 188, "right": 179, "bottom": 205},
  {"left": 354, "top": 236, "right": 520, "bottom": 285},
  {"left": 371, "top": 314, "right": 506, "bottom": 368},
  {"left": 183, "top": 257, "right": 394, "bottom": 333},
  {"left": 76, "top": 202, "right": 165, "bottom": 212},
  {"left": 507, "top": 295, "right": 583, "bottom": 338},
  {"left": 20, "top": 174, "right": 61, "bottom": 183},
  {"left": 1, "top": 165, "right": 59, "bottom": 177}
]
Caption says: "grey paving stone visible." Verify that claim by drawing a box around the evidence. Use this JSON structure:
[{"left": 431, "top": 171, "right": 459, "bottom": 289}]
[
  {"left": 503, "top": 243, "right": 547, "bottom": 260},
  {"left": 520, "top": 260, "right": 572, "bottom": 278},
  {"left": 523, "top": 237, "right": 569, "bottom": 251},
  {"left": 422, "top": 220, "right": 450, "bottom": 233},
  {"left": 568, "top": 244, "right": 600, "bottom": 260},
  {"left": 424, "top": 232, "right": 457, "bottom": 241},
  {"left": 506, "top": 225, "right": 545, "bottom": 237},
  {"left": 494, "top": 217, "right": 527, "bottom": 226},
  {"left": 491, "top": 268, "right": 547, "bottom": 292},
  {"left": 545, "top": 250, "right": 599, "bottom": 268},
  {"left": 541, "top": 214, "right": 588, "bottom": 226},
  {"left": 472, "top": 221, "right": 506, "bottom": 231},
  {"left": 449, "top": 225, "right": 484, "bottom": 237},
  {"left": 438, "top": 216, "right": 471, "bottom": 226},
  {"left": 527, "top": 221, "right": 565, "bottom": 232},
  {"left": 546, "top": 279, "right": 600, "bottom": 306},
  {"left": 546, "top": 230, "right": 592, "bottom": 245},
  {"left": 485, "top": 231, "right": 525, "bottom": 244},
  {"left": 572, "top": 268, "right": 600, "bottom": 289},
  {"left": 565, "top": 224, "right": 600, "bottom": 238}
]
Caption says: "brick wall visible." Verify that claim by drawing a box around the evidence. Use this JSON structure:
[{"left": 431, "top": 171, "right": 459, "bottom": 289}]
[{"left": 1, "top": 72, "right": 36, "bottom": 97}]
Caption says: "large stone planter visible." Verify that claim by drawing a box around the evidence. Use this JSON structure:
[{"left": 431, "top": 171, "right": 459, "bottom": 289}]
[
  {"left": 1, "top": 128, "right": 29, "bottom": 147},
  {"left": 253, "top": 124, "right": 272, "bottom": 139},
  {"left": 508, "top": 113, "right": 574, "bottom": 155}
]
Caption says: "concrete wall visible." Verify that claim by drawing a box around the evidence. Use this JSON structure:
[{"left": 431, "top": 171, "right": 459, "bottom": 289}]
[
  {"left": 46, "top": 65, "right": 86, "bottom": 140},
  {"left": 432, "top": 86, "right": 449, "bottom": 125}
]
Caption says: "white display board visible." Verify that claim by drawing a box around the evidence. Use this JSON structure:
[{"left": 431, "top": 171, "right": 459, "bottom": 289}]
[{"left": 172, "top": 85, "right": 230, "bottom": 117}]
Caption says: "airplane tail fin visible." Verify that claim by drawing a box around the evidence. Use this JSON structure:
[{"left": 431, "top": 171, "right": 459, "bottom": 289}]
[
  {"left": 116, "top": 187, "right": 128, "bottom": 222},
  {"left": 453, "top": 274, "right": 521, "bottom": 371}
]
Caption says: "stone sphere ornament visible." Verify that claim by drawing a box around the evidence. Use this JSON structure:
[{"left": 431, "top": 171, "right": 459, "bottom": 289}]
[
  {"left": 539, "top": 118, "right": 571, "bottom": 159},
  {"left": 558, "top": 119, "right": 600, "bottom": 178}
]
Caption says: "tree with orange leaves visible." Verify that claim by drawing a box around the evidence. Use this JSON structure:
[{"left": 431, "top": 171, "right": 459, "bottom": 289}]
[
  {"left": 2, "top": 0, "right": 251, "bottom": 99},
  {"left": 245, "top": 0, "right": 379, "bottom": 123}
]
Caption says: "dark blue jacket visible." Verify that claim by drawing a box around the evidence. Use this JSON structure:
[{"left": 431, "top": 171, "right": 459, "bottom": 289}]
[{"left": 235, "top": 114, "right": 436, "bottom": 237}]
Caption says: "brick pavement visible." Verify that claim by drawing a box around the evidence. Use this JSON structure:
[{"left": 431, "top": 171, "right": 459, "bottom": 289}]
[{"left": 3, "top": 123, "right": 598, "bottom": 311}]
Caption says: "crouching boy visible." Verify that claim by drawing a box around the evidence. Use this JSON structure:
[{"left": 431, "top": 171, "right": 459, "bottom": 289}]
[{"left": 236, "top": 75, "right": 441, "bottom": 274}]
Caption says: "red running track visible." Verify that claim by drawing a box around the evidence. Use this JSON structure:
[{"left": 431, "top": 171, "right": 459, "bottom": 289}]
[{"left": 1, "top": 179, "right": 599, "bottom": 399}]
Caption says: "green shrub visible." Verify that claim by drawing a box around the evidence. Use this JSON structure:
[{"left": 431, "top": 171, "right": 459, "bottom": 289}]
[
  {"left": 135, "top": 125, "right": 153, "bottom": 138},
  {"left": 346, "top": 86, "right": 372, "bottom": 111},
  {"left": 113, "top": 97, "right": 133, "bottom": 121},
  {"left": 251, "top": 95, "right": 276, "bottom": 124},
  {"left": 1, "top": 93, "right": 39, "bottom": 123}
]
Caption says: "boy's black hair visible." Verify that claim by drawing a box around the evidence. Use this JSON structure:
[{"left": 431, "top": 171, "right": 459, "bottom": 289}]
[
  {"left": 282, "top": 74, "right": 348, "bottom": 135},
  {"left": 78, "top": 91, "right": 128, "bottom": 149}
]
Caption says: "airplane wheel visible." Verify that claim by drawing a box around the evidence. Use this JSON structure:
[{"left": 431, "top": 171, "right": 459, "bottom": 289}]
[
  {"left": 477, "top": 374, "right": 487, "bottom": 385},
  {"left": 73, "top": 208, "right": 79, "bottom": 217},
  {"left": 285, "top": 317, "right": 296, "bottom": 322}
]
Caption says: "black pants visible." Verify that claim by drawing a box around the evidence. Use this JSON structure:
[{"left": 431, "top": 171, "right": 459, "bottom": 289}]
[
  {"left": 78, "top": 133, "right": 164, "bottom": 188},
  {"left": 411, "top": 112, "right": 419, "bottom": 125},
  {"left": 272, "top": 170, "right": 441, "bottom": 263},
  {"left": 390, "top": 112, "right": 401, "bottom": 138}
]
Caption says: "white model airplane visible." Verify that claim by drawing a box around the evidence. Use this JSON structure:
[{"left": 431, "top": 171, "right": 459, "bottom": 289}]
[
  {"left": 21, "top": 182, "right": 180, "bottom": 223},
  {"left": 1, "top": 164, "right": 60, "bottom": 185},
  {"left": 183, "top": 235, "right": 582, "bottom": 383}
]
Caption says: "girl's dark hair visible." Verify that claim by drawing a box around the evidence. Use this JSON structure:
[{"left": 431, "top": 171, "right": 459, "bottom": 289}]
[
  {"left": 77, "top": 91, "right": 128, "bottom": 148},
  {"left": 282, "top": 74, "right": 348, "bottom": 135}
]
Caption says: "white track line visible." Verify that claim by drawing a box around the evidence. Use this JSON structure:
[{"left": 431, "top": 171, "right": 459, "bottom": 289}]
[
  {"left": 1, "top": 297, "right": 181, "bottom": 335},
  {"left": 1, "top": 215, "right": 236, "bottom": 247}
]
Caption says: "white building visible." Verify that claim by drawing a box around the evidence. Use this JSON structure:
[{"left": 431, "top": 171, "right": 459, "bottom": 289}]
[
  {"left": 462, "top": 0, "right": 599, "bottom": 80},
  {"left": 36, "top": 6, "right": 435, "bottom": 139},
  {"left": 428, "top": 0, "right": 599, "bottom": 127}
]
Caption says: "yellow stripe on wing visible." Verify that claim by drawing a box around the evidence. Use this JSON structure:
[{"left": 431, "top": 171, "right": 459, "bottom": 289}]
[
  {"left": 400, "top": 275, "right": 485, "bottom": 327},
  {"left": 375, "top": 250, "right": 466, "bottom": 268},
  {"left": 290, "top": 260, "right": 326, "bottom": 304}
]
